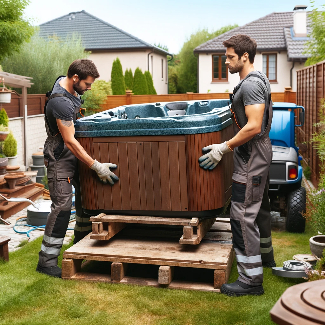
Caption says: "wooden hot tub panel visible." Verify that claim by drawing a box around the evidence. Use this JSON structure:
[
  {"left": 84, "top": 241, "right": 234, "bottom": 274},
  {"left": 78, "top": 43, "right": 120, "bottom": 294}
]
[{"left": 78, "top": 124, "right": 233, "bottom": 214}]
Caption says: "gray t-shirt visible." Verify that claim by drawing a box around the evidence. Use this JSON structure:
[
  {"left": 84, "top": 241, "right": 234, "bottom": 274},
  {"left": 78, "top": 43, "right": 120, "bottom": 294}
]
[
  {"left": 232, "top": 71, "right": 271, "bottom": 132},
  {"left": 46, "top": 77, "right": 81, "bottom": 135}
]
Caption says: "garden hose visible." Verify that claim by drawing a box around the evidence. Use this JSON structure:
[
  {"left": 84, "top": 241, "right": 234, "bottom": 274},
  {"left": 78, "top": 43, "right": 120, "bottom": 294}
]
[{"left": 13, "top": 210, "right": 76, "bottom": 239}]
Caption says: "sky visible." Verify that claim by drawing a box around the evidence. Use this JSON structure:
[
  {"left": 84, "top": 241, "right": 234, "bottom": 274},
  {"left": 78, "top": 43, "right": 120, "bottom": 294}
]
[{"left": 23, "top": 0, "right": 325, "bottom": 54}]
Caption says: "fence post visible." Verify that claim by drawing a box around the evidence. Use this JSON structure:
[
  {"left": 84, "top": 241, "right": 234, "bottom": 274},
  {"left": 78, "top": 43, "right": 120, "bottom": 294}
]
[
  {"left": 284, "top": 87, "right": 292, "bottom": 102},
  {"left": 186, "top": 92, "right": 194, "bottom": 101},
  {"left": 126, "top": 90, "right": 133, "bottom": 105}
]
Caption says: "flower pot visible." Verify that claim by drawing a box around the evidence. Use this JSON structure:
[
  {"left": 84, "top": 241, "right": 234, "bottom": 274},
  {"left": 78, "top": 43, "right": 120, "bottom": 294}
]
[
  {"left": 309, "top": 235, "right": 325, "bottom": 258},
  {"left": 0, "top": 91, "right": 11, "bottom": 104},
  {"left": 32, "top": 152, "right": 44, "bottom": 166},
  {"left": 0, "top": 131, "right": 9, "bottom": 141},
  {"left": 0, "top": 157, "right": 8, "bottom": 175},
  {"left": 7, "top": 156, "right": 18, "bottom": 166}
]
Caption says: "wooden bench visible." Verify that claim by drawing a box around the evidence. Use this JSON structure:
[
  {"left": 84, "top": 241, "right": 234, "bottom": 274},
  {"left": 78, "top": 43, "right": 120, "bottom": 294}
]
[
  {"left": 270, "top": 279, "right": 325, "bottom": 324},
  {"left": 0, "top": 236, "right": 10, "bottom": 261}
]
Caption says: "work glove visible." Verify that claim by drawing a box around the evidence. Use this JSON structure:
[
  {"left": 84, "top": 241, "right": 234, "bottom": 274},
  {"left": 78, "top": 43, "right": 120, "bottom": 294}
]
[
  {"left": 90, "top": 159, "right": 119, "bottom": 185},
  {"left": 198, "top": 142, "right": 232, "bottom": 170}
]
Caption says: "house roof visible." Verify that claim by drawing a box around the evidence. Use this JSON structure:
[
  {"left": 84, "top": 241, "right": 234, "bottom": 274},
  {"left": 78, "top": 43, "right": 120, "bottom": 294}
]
[
  {"left": 39, "top": 10, "right": 171, "bottom": 56},
  {"left": 194, "top": 11, "right": 311, "bottom": 61}
]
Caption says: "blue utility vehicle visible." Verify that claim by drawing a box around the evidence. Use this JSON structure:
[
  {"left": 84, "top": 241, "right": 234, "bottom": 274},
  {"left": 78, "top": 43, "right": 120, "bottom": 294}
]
[{"left": 269, "top": 102, "right": 306, "bottom": 233}]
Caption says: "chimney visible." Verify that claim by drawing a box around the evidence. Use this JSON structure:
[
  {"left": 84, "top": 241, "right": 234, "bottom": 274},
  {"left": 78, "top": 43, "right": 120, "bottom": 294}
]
[{"left": 293, "top": 5, "right": 308, "bottom": 37}]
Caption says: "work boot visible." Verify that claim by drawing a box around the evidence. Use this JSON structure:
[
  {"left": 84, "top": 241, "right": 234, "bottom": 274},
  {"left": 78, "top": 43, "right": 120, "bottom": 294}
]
[
  {"left": 36, "top": 263, "right": 62, "bottom": 278},
  {"left": 220, "top": 280, "right": 264, "bottom": 297},
  {"left": 262, "top": 260, "right": 276, "bottom": 268}
]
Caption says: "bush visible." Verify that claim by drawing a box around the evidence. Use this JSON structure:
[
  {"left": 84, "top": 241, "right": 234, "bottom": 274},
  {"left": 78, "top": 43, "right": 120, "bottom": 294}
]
[
  {"left": 81, "top": 79, "right": 112, "bottom": 115},
  {"left": 303, "top": 166, "right": 312, "bottom": 180},
  {"left": 144, "top": 71, "right": 157, "bottom": 95},
  {"left": 0, "top": 108, "right": 9, "bottom": 127},
  {"left": 1, "top": 32, "right": 88, "bottom": 94},
  {"left": 124, "top": 68, "right": 133, "bottom": 91},
  {"left": 111, "top": 58, "right": 125, "bottom": 95},
  {"left": 133, "top": 68, "right": 148, "bottom": 95},
  {"left": 3, "top": 132, "right": 17, "bottom": 157}
]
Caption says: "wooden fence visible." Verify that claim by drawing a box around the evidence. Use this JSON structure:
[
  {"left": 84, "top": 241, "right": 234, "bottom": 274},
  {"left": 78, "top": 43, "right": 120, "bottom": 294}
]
[
  {"left": 1, "top": 92, "right": 46, "bottom": 118},
  {"left": 101, "top": 90, "right": 296, "bottom": 111},
  {"left": 1, "top": 89, "right": 297, "bottom": 118},
  {"left": 296, "top": 61, "right": 325, "bottom": 187}
]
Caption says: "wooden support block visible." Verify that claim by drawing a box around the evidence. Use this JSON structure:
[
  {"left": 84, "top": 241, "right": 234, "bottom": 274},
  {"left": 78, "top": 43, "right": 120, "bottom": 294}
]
[
  {"left": 189, "top": 218, "right": 199, "bottom": 226},
  {"left": 111, "top": 262, "right": 127, "bottom": 282},
  {"left": 183, "top": 226, "right": 194, "bottom": 239},
  {"left": 61, "top": 258, "right": 82, "bottom": 279},
  {"left": 90, "top": 222, "right": 125, "bottom": 240},
  {"left": 92, "top": 222, "right": 103, "bottom": 234},
  {"left": 0, "top": 236, "right": 10, "bottom": 261},
  {"left": 158, "top": 266, "right": 174, "bottom": 285},
  {"left": 213, "top": 270, "right": 226, "bottom": 289}
]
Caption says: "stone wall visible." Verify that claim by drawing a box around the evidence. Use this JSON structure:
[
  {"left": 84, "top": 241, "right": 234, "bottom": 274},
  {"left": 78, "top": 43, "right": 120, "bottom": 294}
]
[{"left": 8, "top": 114, "right": 47, "bottom": 170}]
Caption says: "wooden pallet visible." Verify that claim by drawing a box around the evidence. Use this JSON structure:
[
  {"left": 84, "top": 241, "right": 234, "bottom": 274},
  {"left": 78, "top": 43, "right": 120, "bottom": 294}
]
[
  {"left": 90, "top": 214, "right": 230, "bottom": 245},
  {"left": 0, "top": 185, "right": 43, "bottom": 219},
  {"left": 62, "top": 220, "right": 234, "bottom": 292},
  {"left": 270, "top": 279, "right": 325, "bottom": 324}
]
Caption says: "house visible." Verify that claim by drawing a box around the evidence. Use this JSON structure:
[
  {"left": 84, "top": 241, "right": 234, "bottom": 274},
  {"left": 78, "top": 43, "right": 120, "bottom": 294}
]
[
  {"left": 39, "top": 11, "right": 171, "bottom": 94},
  {"left": 194, "top": 5, "right": 310, "bottom": 93}
]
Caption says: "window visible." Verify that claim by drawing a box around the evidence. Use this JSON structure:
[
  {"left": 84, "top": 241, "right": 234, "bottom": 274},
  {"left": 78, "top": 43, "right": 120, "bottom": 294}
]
[
  {"left": 212, "top": 55, "right": 228, "bottom": 81},
  {"left": 262, "top": 54, "right": 277, "bottom": 81}
]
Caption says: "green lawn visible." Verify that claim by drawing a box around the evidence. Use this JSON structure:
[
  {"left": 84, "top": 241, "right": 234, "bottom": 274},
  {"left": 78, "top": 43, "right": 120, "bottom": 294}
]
[{"left": 0, "top": 226, "right": 314, "bottom": 325}]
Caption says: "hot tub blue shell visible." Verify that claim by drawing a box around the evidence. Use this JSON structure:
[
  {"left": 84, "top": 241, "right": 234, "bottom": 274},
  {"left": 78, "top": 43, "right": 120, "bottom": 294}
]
[{"left": 75, "top": 99, "right": 232, "bottom": 137}]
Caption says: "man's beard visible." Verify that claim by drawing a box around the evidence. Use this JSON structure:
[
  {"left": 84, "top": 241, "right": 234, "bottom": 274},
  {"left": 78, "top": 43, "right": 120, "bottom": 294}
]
[
  {"left": 228, "top": 61, "right": 244, "bottom": 74},
  {"left": 73, "top": 81, "right": 86, "bottom": 95}
]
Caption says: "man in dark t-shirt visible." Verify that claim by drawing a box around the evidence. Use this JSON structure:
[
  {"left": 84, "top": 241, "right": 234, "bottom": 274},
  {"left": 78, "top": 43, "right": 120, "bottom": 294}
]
[
  {"left": 198, "top": 35, "right": 275, "bottom": 296},
  {"left": 37, "top": 59, "right": 119, "bottom": 278}
]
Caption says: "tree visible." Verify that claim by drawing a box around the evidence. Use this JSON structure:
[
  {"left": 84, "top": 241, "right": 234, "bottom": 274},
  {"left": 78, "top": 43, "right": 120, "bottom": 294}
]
[
  {"left": 0, "top": 0, "right": 34, "bottom": 61},
  {"left": 111, "top": 58, "right": 126, "bottom": 95},
  {"left": 124, "top": 68, "right": 133, "bottom": 90},
  {"left": 1, "top": 33, "right": 88, "bottom": 94},
  {"left": 133, "top": 68, "right": 148, "bottom": 95},
  {"left": 176, "top": 25, "right": 238, "bottom": 93},
  {"left": 304, "top": 2, "right": 325, "bottom": 66},
  {"left": 144, "top": 71, "right": 157, "bottom": 94}
]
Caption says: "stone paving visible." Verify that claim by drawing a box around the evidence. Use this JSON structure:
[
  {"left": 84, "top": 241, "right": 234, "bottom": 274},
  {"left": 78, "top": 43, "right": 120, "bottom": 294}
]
[{"left": 0, "top": 197, "right": 75, "bottom": 252}]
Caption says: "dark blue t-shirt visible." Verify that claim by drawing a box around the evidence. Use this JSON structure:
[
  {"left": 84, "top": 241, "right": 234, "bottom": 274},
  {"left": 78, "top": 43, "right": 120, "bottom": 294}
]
[{"left": 46, "top": 77, "right": 81, "bottom": 135}]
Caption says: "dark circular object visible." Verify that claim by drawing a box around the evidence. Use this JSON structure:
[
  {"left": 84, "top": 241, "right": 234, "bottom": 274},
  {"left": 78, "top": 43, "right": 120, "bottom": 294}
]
[{"left": 286, "top": 186, "right": 306, "bottom": 233}]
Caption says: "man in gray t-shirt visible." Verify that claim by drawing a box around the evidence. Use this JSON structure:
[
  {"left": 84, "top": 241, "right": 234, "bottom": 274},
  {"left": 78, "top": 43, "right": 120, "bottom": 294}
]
[{"left": 198, "top": 35, "right": 275, "bottom": 296}]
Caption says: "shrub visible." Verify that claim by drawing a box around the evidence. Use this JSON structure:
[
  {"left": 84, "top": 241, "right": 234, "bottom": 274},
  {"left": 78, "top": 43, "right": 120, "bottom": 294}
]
[
  {"left": 133, "top": 68, "right": 148, "bottom": 95},
  {"left": 3, "top": 132, "right": 17, "bottom": 157},
  {"left": 1, "top": 32, "right": 88, "bottom": 94},
  {"left": 124, "top": 68, "right": 133, "bottom": 91},
  {"left": 0, "top": 108, "right": 9, "bottom": 127},
  {"left": 303, "top": 166, "right": 312, "bottom": 180},
  {"left": 81, "top": 79, "right": 112, "bottom": 115},
  {"left": 111, "top": 58, "right": 125, "bottom": 95},
  {"left": 144, "top": 71, "right": 157, "bottom": 95}
]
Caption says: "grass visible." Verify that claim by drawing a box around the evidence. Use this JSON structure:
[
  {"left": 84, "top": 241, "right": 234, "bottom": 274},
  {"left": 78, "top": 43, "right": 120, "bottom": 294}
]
[{"left": 0, "top": 226, "right": 315, "bottom": 325}]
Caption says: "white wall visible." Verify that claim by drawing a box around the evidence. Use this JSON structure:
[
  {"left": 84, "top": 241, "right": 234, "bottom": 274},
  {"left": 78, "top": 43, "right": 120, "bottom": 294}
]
[
  {"left": 9, "top": 115, "right": 47, "bottom": 170},
  {"left": 89, "top": 50, "right": 168, "bottom": 95},
  {"left": 198, "top": 51, "right": 301, "bottom": 93}
]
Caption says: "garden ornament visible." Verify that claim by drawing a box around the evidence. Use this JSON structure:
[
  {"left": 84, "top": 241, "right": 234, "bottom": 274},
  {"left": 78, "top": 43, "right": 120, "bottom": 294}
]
[{"left": 272, "top": 260, "right": 312, "bottom": 278}]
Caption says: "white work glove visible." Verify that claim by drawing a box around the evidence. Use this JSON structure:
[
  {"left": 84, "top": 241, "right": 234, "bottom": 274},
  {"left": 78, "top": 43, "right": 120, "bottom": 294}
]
[
  {"left": 90, "top": 160, "right": 119, "bottom": 185},
  {"left": 198, "top": 142, "right": 232, "bottom": 170}
]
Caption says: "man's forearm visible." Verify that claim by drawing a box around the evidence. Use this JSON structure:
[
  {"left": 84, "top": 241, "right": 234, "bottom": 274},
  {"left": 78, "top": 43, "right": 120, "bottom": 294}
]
[
  {"left": 227, "top": 123, "right": 261, "bottom": 149},
  {"left": 64, "top": 138, "right": 94, "bottom": 167}
]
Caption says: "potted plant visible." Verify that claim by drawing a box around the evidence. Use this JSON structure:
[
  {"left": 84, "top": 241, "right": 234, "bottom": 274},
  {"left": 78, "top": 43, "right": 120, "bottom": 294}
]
[
  {"left": 0, "top": 78, "right": 11, "bottom": 103},
  {"left": 2, "top": 131, "right": 18, "bottom": 166},
  {"left": 0, "top": 108, "right": 9, "bottom": 141}
]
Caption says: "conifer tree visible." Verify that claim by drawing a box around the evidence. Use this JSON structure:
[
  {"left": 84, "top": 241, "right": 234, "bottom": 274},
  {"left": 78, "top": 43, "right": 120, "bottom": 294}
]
[
  {"left": 124, "top": 68, "right": 134, "bottom": 90},
  {"left": 111, "top": 58, "right": 126, "bottom": 95},
  {"left": 133, "top": 68, "right": 148, "bottom": 95},
  {"left": 144, "top": 71, "right": 157, "bottom": 95}
]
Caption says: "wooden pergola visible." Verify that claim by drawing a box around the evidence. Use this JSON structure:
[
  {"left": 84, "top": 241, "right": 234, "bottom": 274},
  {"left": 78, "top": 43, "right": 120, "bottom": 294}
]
[{"left": 0, "top": 71, "right": 33, "bottom": 168}]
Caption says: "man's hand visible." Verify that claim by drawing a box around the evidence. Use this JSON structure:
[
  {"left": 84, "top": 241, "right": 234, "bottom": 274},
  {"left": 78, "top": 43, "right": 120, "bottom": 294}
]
[
  {"left": 90, "top": 160, "right": 119, "bottom": 185},
  {"left": 198, "top": 142, "right": 232, "bottom": 170}
]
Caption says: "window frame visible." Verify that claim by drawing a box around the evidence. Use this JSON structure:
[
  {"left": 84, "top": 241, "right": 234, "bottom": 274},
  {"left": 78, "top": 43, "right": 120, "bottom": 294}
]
[
  {"left": 212, "top": 54, "right": 228, "bottom": 82},
  {"left": 262, "top": 53, "right": 277, "bottom": 82}
]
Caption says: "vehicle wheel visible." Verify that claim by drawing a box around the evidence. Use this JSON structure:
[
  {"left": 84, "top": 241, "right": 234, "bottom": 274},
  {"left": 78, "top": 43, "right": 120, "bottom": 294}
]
[{"left": 286, "top": 187, "right": 306, "bottom": 233}]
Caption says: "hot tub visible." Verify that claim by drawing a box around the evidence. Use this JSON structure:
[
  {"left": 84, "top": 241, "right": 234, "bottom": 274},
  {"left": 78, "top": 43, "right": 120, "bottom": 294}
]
[{"left": 75, "top": 99, "right": 234, "bottom": 217}]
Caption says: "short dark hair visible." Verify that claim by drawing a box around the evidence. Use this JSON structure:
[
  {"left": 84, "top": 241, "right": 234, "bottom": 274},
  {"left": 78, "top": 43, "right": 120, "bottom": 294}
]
[
  {"left": 67, "top": 59, "right": 100, "bottom": 80},
  {"left": 223, "top": 34, "right": 257, "bottom": 63}
]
